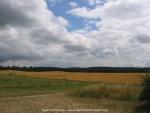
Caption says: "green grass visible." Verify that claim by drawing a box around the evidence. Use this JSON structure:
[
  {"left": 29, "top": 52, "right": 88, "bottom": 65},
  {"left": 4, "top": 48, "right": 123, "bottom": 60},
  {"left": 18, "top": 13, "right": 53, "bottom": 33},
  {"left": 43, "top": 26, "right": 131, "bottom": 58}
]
[{"left": 0, "top": 74, "right": 88, "bottom": 96}]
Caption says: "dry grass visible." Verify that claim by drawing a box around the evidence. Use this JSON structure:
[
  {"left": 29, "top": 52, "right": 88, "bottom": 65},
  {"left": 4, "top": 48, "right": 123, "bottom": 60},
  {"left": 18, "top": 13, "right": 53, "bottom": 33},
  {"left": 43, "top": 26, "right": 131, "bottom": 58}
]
[
  {"left": 71, "top": 83, "right": 141, "bottom": 101},
  {"left": 0, "top": 92, "right": 138, "bottom": 113},
  {"left": 0, "top": 70, "right": 145, "bottom": 84}
]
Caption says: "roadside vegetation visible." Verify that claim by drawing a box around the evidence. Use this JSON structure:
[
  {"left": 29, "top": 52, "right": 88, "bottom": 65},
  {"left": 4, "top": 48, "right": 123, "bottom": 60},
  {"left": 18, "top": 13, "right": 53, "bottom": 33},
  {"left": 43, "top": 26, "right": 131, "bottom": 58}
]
[
  {"left": 71, "top": 83, "right": 141, "bottom": 101},
  {"left": 71, "top": 74, "right": 150, "bottom": 102}
]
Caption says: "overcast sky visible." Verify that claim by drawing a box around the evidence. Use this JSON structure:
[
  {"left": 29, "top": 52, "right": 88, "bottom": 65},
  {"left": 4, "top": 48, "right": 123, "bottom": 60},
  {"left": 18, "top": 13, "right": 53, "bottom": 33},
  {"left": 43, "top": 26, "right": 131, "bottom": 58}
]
[{"left": 0, "top": 0, "right": 150, "bottom": 67}]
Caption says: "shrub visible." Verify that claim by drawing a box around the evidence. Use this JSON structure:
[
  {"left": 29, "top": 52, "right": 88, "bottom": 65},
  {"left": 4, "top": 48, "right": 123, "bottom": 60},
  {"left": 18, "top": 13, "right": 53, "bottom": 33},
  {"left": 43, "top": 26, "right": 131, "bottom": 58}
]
[{"left": 140, "top": 74, "right": 150, "bottom": 102}]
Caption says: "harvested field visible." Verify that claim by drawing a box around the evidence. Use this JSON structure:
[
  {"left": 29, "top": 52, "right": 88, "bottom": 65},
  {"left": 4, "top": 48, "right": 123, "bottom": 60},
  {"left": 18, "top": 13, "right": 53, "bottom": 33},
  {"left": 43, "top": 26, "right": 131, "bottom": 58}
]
[{"left": 0, "top": 70, "right": 145, "bottom": 84}]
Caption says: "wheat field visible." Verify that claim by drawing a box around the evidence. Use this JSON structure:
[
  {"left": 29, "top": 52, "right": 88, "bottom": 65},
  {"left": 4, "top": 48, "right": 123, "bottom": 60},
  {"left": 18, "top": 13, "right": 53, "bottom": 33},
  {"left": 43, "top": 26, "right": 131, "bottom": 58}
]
[{"left": 0, "top": 70, "right": 145, "bottom": 84}]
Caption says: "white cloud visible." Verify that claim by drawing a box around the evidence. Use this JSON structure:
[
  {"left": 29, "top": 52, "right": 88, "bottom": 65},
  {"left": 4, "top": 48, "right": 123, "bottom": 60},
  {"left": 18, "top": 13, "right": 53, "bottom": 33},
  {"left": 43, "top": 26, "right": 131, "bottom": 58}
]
[
  {"left": 0, "top": 0, "right": 91, "bottom": 67},
  {"left": 67, "top": 0, "right": 150, "bottom": 67},
  {"left": 87, "top": 0, "right": 106, "bottom": 6},
  {"left": 67, "top": 6, "right": 101, "bottom": 19},
  {"left": 46, "top": 0, "right": 62, "bottom": 6},
  {"left": 69, "top": 2, "right": 78, "bottom": 8},
  {"left": 1, "top": 0, "right": 150, "bottom": 67}
]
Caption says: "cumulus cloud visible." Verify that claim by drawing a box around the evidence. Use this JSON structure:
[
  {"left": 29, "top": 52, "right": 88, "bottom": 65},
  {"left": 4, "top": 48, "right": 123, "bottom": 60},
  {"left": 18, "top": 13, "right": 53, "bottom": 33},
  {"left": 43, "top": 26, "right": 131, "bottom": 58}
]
[
  {"left": 0, "top": 0, "right": 91, "bottom": 66},
  {"left": 67, "top": 0, "right": 150, "bottom": 67},
  {"left": 0, "top": 0, "right": 150, "bottom": 67},
  {"left": 0, "top": 26, "right": 43, "bottom": 62}
]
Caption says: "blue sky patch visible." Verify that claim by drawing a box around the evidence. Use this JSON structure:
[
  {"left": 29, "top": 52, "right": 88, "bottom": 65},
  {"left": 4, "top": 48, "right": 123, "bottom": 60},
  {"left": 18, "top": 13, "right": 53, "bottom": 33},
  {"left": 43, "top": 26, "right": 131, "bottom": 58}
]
[{"left": 46, "top": 0, "right": 102, "bottom": 31}]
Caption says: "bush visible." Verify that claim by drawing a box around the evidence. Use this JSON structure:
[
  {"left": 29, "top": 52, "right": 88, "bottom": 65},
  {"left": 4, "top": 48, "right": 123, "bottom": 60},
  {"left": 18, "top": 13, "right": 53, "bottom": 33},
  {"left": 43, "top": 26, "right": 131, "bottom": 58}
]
[{"left": 140, "top": 74, "right": 150, "bottom": 102}]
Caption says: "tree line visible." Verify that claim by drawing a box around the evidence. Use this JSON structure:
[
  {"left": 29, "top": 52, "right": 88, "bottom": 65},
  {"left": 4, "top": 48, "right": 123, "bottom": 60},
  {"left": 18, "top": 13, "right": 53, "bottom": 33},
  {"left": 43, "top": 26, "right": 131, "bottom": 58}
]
[{"left": 0, "top": 66, "right": 150, "bottom": 73}]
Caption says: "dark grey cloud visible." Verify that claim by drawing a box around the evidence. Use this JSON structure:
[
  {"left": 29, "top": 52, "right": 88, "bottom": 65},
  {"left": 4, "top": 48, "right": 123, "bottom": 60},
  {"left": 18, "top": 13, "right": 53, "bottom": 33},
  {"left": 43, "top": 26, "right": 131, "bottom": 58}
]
[
  {"left": 64, "top": 44, "right": 88, "bottom": 52},
  {"left": 90, "top": 48, "right": 117, "bottom": 58},
  {"left": 0, "top": 39, "right": 42, "bottom": 63},
  {"left": 0, "top": 0, "right": 37, "bottom": 27},
  {"left": 136, "top": 34, "right": 150, "bottom": 43},
  {"left": 30, "top": 28, "right": 68, "bottom": 45}
]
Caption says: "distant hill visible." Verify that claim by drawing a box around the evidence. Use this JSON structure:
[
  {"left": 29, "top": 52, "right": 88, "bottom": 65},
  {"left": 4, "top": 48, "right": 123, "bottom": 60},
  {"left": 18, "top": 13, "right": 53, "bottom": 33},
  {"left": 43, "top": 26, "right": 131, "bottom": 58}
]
[{"left": 0, "top": 66, "right": 150, "bottom": 73}]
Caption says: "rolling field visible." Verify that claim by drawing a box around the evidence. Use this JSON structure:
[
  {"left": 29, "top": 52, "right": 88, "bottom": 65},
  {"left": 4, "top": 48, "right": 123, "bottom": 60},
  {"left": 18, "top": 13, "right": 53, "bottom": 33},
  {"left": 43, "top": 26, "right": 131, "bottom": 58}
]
[
  {"left": 0, "top": 70, "right": 143, "bottom": 99},
  {"left": 0, "top": 70, "right": 149, "bottom": 113},
  {"left": 0, "top": 70, "right": 145, "bottom": 84}
]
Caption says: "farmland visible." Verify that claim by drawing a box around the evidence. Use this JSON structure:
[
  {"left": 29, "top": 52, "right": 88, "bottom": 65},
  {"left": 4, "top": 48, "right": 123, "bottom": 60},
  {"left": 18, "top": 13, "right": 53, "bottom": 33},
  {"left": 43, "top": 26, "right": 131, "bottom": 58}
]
[
  {"left": 0, "top": 70, "right": 145, "bottom": 84},
  {"left": 0, "top": 70, "right": 149, "bottom": 113}
]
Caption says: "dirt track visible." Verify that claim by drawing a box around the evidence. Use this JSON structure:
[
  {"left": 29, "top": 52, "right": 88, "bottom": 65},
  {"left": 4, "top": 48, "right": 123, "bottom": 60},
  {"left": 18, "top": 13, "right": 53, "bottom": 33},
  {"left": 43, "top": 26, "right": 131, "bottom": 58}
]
[{"left": 0, "top": 92, "right": 137, "bottom": 113}]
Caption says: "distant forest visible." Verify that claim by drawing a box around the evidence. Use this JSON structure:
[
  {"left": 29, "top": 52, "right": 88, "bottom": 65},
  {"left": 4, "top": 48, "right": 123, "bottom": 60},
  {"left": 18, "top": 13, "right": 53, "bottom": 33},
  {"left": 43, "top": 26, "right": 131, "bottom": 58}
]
[{"left": 0, "top": 66, "right": 150, "bottom": 73}]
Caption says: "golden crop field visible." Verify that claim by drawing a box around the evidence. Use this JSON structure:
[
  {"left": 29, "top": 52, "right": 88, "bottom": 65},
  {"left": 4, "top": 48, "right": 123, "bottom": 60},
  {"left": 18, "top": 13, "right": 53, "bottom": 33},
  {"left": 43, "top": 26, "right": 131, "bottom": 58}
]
[{"left": 0, "top": 70, "right": 146, "bottom": 84}]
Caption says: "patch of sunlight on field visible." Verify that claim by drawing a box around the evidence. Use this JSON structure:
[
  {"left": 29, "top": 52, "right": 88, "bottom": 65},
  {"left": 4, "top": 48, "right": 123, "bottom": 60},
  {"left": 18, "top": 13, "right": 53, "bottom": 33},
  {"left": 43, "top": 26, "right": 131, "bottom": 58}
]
[{"left": 0, "top": 70, "right": 146, "bottom": 84}]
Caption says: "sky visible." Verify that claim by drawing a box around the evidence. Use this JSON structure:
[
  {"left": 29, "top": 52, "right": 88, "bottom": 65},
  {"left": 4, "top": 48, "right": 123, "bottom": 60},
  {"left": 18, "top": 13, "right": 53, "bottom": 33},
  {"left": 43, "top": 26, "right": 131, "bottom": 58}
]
[{"left": 0, "top": 0, "right": 150, "bottom": 67}]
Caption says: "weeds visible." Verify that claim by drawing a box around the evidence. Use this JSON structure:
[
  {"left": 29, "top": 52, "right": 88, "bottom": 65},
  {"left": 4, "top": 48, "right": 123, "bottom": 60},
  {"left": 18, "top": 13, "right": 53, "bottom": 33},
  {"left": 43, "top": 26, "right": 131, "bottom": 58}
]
[{"left": 71, "top": 83, "right": 141, "bottom": 101}]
